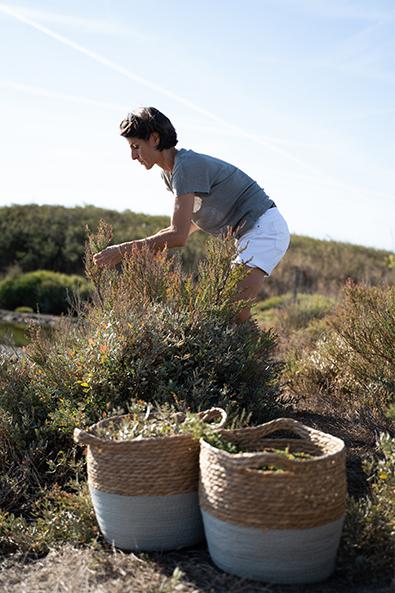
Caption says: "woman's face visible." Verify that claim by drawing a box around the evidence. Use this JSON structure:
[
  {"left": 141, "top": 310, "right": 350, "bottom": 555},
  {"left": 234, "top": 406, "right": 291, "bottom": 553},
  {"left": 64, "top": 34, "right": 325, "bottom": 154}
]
[{"left": 126, "top": 133, "right": 159, "bottom": 170}]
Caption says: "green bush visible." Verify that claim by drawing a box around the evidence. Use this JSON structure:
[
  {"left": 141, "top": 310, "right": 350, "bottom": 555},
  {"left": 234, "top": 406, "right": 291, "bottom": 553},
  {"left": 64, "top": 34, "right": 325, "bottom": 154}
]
[
  {"left": 254, "top": 293, "right": 290, "bottom": 313},
  {"left": 276, "top": 293, "right": 335, "bottom": 332},
  {"left": 253, "top": 292, "right": 335, "bottom": 337},
  {"left": 0, "top": 482, "right": 98, "bottom": 556},
  {"left": 253, "top": 294, "right": 291, "bottom": 328},
  {"left": 0, "top": 270, "right": 92, "bottom": 315},
  {"left": 0, "top": 320, "right": 29, "bottom": 347},
  {"left": 14, "top": 306, "right": 34, "bottom": 314}
]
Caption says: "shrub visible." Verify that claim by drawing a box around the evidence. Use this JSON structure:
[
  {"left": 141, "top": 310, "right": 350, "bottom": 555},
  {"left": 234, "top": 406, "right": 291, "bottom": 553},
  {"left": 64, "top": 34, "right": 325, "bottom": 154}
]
[
  {"left": 14, "top": 306, "right": 34, "bottom": 314},
  {"left": 0, "top": 357, "right": 81, "bottom": 514},
  {"left": 338, "top": 433, "right": 395, "bottom": 583},
  {"left": 276, "top": 293, "right": 335, "bottom": 333},
  {"left": 288, "top": 283, "right": 395, "bottom": 425},
  {"left": 0, "top": 321, "right": 29, "bottom": 347},
  {"left": 0, "top": 482, "right": 98, "bottom": 556},
  {"left": 0, "top": 224, "right": 283, "bottom": 552},
  {"left": 252, "top": 294, "right": 291, "bottom": 329},
  {"left": 254, "top": 293, "right": 290, "bottom": 314},
  {"left": 0, "top": 270, "right": 92, "bottom": 315},
  {"left": 331, "top": 283, "right": 394, "bottom": 401}
]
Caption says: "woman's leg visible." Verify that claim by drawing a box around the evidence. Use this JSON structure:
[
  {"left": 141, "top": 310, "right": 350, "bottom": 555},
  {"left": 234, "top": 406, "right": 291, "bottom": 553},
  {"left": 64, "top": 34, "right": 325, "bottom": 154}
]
[{"left": 235, "top": 265, "right": 267, "bottom": 323}]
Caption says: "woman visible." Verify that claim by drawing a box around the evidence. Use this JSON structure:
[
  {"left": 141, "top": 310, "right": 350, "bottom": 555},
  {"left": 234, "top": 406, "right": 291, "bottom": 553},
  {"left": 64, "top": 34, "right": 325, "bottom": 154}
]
[{"left": 93, "top": 106, "right": 290, "bottom": 322}]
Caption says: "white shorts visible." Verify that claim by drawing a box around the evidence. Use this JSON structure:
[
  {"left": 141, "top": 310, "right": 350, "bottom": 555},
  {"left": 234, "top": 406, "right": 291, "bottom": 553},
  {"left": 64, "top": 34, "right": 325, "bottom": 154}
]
[{"left": 233, "top": 207, "right": 290, "bottom": 275}]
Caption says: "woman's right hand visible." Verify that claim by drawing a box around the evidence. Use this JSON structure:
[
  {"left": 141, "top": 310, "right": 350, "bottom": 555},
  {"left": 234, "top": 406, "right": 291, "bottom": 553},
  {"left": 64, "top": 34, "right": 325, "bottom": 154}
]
[{"left": 93, "top": 244, "right": 122, "bottom": 268}]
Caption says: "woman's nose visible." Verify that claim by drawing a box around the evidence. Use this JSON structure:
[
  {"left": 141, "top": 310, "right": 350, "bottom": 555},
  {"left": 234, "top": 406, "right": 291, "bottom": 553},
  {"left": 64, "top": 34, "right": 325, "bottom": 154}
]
[{"left": 131, "top": 149, "right": 139, "bottom": 160}]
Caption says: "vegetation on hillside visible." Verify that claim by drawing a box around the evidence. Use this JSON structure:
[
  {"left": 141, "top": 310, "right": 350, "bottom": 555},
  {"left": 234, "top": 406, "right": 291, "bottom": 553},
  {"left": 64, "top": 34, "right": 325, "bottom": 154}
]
[
  {"left": 0, "top": 270, "right": 91, "bottom": 314},
  {"left": 1, "top": 205, "right": 393, "bottom": 304},
  {"left": 271, "top": 234, "right": 394, "bottom": 296},
  {"left": 257, "top": 284, "right": 394, "bottom": 429},
  {"left": 0, "top": 204, "right": 205, "bottom": 277}
]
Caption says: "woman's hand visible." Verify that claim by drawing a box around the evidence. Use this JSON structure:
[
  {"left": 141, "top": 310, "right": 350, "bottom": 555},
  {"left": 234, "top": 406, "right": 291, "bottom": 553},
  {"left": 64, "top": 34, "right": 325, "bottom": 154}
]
[{"left": 93, "top": 244, "right": 123, "bottom": 268}]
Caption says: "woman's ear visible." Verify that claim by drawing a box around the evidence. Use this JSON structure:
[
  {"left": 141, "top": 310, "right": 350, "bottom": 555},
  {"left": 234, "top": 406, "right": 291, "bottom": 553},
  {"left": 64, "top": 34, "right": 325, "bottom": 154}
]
[{"left": 150, "top": 132, "right": 160, "bottom": 148}]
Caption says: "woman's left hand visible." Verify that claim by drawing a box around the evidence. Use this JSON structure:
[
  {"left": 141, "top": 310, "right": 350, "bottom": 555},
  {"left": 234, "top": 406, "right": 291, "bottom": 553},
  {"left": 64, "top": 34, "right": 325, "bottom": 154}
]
[{"left": 93, "top": 244, "right": 122, "bottom": 268}]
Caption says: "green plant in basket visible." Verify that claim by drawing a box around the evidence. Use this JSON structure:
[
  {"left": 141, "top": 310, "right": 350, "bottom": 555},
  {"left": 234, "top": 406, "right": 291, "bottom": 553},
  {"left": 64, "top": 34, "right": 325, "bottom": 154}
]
[
  {"left": 94, "top": 402, "right": 226, "bottom": 441},
  {"left": 203, "top": 433, "right": 316, "bottom": 472},
  {"left": 203, "top": 431, "right": 240, "bottom": 454},
  {"left": 257, "top": 447, "right": 316, "bottom": 472}
]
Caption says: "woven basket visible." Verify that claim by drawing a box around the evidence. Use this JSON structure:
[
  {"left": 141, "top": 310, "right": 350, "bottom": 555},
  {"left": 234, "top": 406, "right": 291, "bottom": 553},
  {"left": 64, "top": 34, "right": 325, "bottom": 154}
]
[
  {"left": 199, "top": 417, "right": 347, "bottom": 584},
  {"left": 74, "top": 407, "right": 226, "bottom": 552}
]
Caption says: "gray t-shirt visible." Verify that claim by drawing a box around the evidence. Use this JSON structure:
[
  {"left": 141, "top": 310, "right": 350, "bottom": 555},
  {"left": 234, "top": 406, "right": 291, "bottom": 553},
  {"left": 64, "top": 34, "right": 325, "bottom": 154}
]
[{"left": 161, "top": 148, "right": 274, "bottom": 238}]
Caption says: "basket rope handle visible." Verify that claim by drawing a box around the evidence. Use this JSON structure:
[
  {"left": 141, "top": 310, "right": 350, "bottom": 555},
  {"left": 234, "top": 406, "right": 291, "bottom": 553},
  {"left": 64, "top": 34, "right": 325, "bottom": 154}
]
[
  {"left": 249, "top": 417, "right": 313, "bottom": 440},
  {"left": 198, "top": 407, "right": 227, "bottom": 429},
  {"left": 73, "top": 427, "right": 104, "bottom": 447}
]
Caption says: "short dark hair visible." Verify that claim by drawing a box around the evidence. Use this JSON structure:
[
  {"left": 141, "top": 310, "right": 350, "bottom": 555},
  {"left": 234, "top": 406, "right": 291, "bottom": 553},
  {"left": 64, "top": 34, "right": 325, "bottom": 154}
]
[{"left": 119, "top": 107, "right": 178, "bottom": 151}]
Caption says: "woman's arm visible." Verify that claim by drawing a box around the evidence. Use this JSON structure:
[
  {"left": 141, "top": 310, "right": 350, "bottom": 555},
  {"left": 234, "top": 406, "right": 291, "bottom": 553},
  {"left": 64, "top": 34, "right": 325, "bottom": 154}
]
[
  {"left": 93, "top": 194, "right": 196, "bottom": 267},
  {"left": 121, "top": 193, "right": 195, "bottom": 252},
  {"left": 152, "top": 221, "right": 198, "bottom": 237}
]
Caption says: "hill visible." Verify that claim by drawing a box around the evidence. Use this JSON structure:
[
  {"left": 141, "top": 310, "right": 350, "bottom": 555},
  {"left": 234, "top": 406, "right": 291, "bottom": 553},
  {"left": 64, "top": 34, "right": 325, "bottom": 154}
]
[{"left": 0, "top": 204, "right": 393, "bottom": 297}]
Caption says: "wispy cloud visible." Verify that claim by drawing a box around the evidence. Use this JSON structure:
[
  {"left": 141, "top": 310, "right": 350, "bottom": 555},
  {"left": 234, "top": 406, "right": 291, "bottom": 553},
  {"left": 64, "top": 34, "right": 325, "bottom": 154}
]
[
  {"left": 0, "top": 80, "right": 128, "bottom": 111},
  {"left": 336, "top": 107, "right": 395, "bottom": 121},
  {"left": 275, "top": 0, "right": 395, "bottom": 23},
  {"left": 0, "top": 3, "right": 137, "bottom": 36},
  {"left": 329, "top": 19, "right": 395, "bottom": 82},
  {"left": 258, "top": 1, "right": 394, "bottom": 83},
  {"left": 257, "top": 19, "right": 394, "bottom": 84},
  {"left": 0, "top": 2, "right": 392, "bottom": 205},
  {"left": 2, "top": 80, "right": 337, "bottom": 155},
  {"left": 0, "top": 3, "right": 239, "bottom": 129}
]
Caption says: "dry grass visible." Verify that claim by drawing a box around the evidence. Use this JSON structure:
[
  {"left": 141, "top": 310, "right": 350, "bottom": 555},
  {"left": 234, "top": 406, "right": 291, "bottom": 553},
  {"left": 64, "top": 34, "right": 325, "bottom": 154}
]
[{"left": 0, "top": 545, "right": 392, "bottom": 593}]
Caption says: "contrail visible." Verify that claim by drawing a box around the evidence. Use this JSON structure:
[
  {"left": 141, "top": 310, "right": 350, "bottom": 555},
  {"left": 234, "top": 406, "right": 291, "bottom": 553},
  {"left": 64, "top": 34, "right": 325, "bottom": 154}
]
[
  {"left": 0, "top": 1, "right": 332, "bottom": 176},
  {"left": 0, "top": 80, "right": 128, "bottom": 111},
  {"left": 0, "top": 2, "right": 393, "bottom": 203},
  {"left": 0, "top": 3, "right": 242, "bottom": 130}
]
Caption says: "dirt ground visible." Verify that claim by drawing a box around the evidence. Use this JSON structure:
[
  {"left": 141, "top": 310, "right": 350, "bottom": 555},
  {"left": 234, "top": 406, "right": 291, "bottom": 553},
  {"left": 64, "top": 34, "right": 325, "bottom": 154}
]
[{"left": 0, "top": 545, "right": 392, "bottom": 593}]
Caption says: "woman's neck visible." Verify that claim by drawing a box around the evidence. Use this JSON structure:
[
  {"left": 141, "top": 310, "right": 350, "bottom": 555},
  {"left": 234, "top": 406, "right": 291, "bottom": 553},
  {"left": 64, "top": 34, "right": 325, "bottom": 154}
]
[{"left": 157, "top": 147, "right": 177, "bottom": 172}]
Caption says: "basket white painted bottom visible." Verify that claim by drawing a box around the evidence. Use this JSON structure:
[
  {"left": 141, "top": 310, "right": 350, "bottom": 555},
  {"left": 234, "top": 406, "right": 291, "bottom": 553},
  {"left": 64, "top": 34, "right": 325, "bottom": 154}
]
[
  {"left": 90, "top": 486, "right": 204, "bottom": 551},
  {"left": 201, "top": 510, "right": 345, "bottom": 584}
]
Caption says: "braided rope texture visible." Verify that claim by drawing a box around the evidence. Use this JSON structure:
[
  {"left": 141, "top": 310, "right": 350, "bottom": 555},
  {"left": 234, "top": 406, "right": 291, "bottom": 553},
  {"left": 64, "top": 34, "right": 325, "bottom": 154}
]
[
  {"left": 86, "top": 434, "right": 199, "bottom": 496},
  {"left": 199, "top": 418, "right": 347, "bottom": 530},
  {"left": 75, "top": 411, "right": 228, "bottom": 497}
]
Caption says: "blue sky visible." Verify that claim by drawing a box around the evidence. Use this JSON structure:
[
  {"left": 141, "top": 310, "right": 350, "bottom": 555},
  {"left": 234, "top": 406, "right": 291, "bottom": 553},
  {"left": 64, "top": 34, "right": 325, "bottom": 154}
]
[{"left": 0, "top": 0, "right": 394, "bottom": 251}]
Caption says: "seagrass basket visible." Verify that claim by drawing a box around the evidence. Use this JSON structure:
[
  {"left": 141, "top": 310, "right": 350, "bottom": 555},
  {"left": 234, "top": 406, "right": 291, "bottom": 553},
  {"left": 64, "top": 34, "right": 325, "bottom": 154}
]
[
  {"left": 74, "top": 407, "right": 226, "bottom": 552},
  {"left": 199, "top": 417, "right": 347, "bottom": 584}
]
